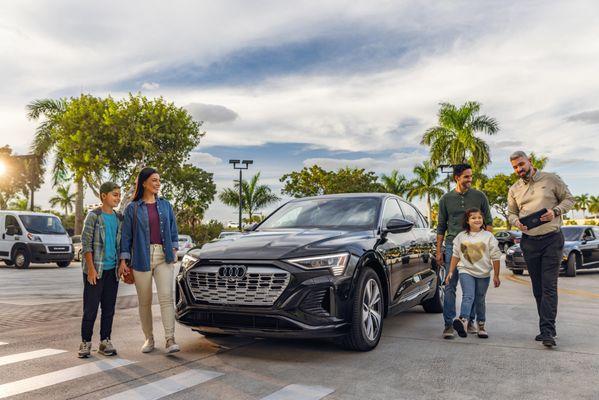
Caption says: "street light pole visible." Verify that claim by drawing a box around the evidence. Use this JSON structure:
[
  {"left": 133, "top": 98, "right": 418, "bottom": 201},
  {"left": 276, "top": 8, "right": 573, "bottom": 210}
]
[
  {"left": 229, "top": 159, "right": 253, "bottom": 231},
  {"left": 438, "top": 164, "right": 455, "bottom": 192}
]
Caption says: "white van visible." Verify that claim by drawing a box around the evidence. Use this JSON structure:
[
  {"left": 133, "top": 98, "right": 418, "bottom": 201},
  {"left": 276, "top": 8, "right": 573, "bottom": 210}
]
[{"left": 0, "top": 211, "right": 73, "bottom": 269}]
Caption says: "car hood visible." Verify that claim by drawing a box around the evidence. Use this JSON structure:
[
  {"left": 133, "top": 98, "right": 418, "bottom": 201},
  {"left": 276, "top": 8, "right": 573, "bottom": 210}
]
[{"left": 191, "top": 229, "right": 377, "bottom": 260}]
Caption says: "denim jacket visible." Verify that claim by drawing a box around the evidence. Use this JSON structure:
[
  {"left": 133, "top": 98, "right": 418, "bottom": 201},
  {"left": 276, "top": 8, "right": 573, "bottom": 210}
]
[
  {"left": 81, "top": 208, "right": 123, "bottom": 280},
  {"left": 119, "top": 197, "right": 179, "bottom": 271}
]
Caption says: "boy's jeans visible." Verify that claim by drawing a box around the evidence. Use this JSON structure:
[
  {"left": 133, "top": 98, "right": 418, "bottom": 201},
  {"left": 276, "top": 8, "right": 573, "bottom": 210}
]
[
  {"left": 442, "top": 243, "right": 475, "bottom": 326},
  {"left": 81, "top": 268, "right": 119, "bottom": 342},
  {"left": 458, "top": 273, "right": 490, "bottom": 322}
]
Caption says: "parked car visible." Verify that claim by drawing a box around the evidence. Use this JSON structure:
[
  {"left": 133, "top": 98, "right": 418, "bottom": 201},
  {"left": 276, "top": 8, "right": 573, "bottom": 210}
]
[
  {"left": 217, "top": 231, "right": 243, "bottom": 240},
  {"left": 0, "top": 211, "right": 73, "bottom": 269},
  {"left": 505, "top": 225, "right": 599, "bottom": 277},
  {"left": 176, "top": 235, "right": 196, "bottom": 259},
  {"left": 72, "top": 235, "right": 82, "bottom": 261},
  {"left": 176, "top": 193, "right": 444, "bottom": 351},
  {"left": 494, "top": 230, "right": 522, "bottom": 253}
]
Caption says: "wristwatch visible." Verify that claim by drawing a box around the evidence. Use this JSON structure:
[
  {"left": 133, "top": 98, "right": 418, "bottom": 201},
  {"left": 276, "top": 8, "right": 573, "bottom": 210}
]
[{"left": 552, "top": 207, "right": 561, "bottom": 217}]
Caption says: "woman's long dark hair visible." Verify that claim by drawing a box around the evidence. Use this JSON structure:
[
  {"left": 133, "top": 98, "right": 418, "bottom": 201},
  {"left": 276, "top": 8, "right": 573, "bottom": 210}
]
[
  {"left": 132, "top": 167, "right": 158, "bottom": 202},
  {"left": 463, "top": 207, "right": 484, "bottom": 232}
]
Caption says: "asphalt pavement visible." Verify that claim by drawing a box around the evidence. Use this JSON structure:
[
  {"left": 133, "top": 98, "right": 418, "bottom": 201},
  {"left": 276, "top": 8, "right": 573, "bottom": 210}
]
[{"left": 0, "top": 259, "right": 598, "bottom": 400}]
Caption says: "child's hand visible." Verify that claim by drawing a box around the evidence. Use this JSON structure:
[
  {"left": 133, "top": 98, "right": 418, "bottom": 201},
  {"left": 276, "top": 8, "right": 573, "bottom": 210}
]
[
  {"left": 444, "top": 272, "right": 452, "bottom": 285},
  {"left": 118, "top": 262, "right": 130, "bottom": 278},
  {"left": 87, "top": 267, "right": 98, "bottom": 285},
  {"left": 493, "top": 275, "right": 501, "bottom": 288}
]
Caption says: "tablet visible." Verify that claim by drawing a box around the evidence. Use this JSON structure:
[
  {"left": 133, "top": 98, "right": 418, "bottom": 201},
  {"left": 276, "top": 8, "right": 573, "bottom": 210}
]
[{"left": 519, "top": 208, "right": 548, "bottom": 229}]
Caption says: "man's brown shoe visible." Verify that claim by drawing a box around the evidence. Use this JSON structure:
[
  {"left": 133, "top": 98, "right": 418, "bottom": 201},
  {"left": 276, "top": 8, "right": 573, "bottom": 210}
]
[
  {"left": 443, "top": 326, "right": 455, "bottom": 339},
  {"left": 467, "top": 320, "right": 478, "bottom": 334}
]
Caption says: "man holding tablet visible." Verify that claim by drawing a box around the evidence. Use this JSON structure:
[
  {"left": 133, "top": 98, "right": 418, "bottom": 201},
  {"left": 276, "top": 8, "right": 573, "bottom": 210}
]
[{"left": 508, "top": 151, "right": 575, "bottom": 348}]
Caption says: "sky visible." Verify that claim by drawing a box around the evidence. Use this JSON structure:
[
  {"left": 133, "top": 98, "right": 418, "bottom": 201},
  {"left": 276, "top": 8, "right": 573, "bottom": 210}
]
[{"left": 1, "top": 0, "right": 598, "bottom": 223}]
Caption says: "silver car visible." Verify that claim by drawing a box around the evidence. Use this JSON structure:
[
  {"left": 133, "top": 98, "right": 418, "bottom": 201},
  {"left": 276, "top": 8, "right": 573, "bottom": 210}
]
[
  {"left": 72, "top": 235, "right": 83, "bottom": 261},
  {"left": 176, "top": 235, "right": 195, "bottom": 259}
]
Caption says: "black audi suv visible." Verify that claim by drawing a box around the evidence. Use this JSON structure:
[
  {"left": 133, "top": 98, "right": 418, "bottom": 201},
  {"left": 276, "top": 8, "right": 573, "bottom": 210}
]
[{"left": 175, "top": 193, "right": 444, "bottom": 351}]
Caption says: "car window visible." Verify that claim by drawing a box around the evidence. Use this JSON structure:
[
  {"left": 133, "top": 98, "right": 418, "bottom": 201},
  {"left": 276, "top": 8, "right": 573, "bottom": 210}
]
[
  {"left": 381, "top": 199, "right": 404, "bottom": 228},
  {"left": 399, "top": 201, "right": 424, "bottom": 228},
  {"left": 583, "top": 228, "right": 595, "bottom": 240},
  {"left": 5, "top": 215, "right": 22, "bottom": 235},
  {"left": 593, "top": 228, "right": 599, "bottom": 239}
]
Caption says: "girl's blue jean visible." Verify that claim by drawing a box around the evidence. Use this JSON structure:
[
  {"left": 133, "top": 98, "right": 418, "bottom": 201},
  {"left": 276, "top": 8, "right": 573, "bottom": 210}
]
[{"left": 459, "top": 273, "right": 490, "bottom": 322}]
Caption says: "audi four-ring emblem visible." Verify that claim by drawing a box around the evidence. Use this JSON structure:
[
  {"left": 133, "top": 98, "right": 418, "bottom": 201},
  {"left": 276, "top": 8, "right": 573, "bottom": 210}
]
[{"left": 218, "top": 265, "right": 247, "bottom": 281}]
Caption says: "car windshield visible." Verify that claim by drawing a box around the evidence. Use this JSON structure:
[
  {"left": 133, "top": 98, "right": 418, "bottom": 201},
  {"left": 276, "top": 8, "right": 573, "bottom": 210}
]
[
  {"left": 19, "top": 215, "right": 66, "bottom": 235},
  {"left": 561, "top": 227, "right": 582, "bottom": 241},
  {"left": 258, "top": 197, "right": 381, "bottom": 230}
]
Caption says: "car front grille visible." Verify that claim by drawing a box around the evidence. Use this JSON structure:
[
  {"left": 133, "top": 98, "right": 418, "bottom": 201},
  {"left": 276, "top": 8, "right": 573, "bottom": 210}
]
[{"left": 187, "top": 265, "right": 291, "bottom": 306}]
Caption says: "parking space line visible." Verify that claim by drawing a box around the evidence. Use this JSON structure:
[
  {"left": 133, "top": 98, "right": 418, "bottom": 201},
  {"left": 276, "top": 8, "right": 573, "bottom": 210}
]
[
  {"left": 261, "top": 384, "right": 335, "bottom": 400},
  {"left": 0, "top": 358, "right": 135, "bottom": 399},
  {"left": 504, "top": 274, "right": 599, "bottom": 299},
  {"left": 101, "top": 369, "right": 223, "bottom": 400},
  {"left": 0, "top": 348, "right": 66, "bottom": 367}
]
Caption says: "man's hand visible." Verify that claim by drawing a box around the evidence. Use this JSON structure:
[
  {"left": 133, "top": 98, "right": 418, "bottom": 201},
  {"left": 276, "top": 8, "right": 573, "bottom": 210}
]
[
  {"left": 87, "top": 267, "right": 98, "bottom": 285},
  {"left": 540, "top": 208, "right": 556, "bottom": 222},
  {"left": 436, "top": 253, "right": 444, "bottom": 266},
  {"left": 118, "top": 261, "right": 130, "bottom": 279},
  {"left": 516, "top": 220, "right": 529, "bottom": 232},
  {"left": 493, "top": 275, "right": 501, "bottom": 288}
]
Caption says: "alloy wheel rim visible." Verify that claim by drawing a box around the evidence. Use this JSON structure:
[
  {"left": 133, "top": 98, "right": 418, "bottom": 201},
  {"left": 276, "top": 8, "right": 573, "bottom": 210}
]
[
  {"left": 362, "top": 278, "right": 382, "bottom": 341},
  {"left": 15, "top": 254, "right": 25, "bottom": 267},
  {"left": 438, "top": 265, "right": 446, "bottom": 303}
]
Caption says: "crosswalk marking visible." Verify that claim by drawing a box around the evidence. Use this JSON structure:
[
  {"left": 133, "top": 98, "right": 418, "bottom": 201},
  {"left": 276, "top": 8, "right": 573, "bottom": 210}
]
[
  {"left": 261, "top": 384, "right": 335, "bottom": 400},
  {"left": 0, "top": 348, "right": 66, "bottom": 367},
  {"left": 0, "top": 358, "right": 135, "bottom": 399},
  {"left": 101, "top": 369, "right": 223, "bottom": 400}
]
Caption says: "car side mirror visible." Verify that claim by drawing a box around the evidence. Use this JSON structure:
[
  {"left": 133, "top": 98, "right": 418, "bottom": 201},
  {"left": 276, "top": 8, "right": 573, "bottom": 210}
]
[
  {"left": 6, "top": 226, "right": 17, "bottom": 236},
  {"left": 385, "top": 219, "right": 414, "bottom": 234}
]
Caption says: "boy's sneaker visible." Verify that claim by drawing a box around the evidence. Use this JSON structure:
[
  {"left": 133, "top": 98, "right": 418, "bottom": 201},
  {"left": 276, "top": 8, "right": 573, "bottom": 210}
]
[
  {"left": 166, "top": 338, "right": 180, "bottom": 354},
  {"left": 535, "top": 333, "right": 557, "bottom": 341},
  {"left": 452, "top": 318, "right": 468, "bottom": 338},
  {"left": 467, "top": 320, "right": 478, "bottom": 334},
  {"left": 141, "top": 337, "right": 155, "bottom": 353},
  {"left": 477, "top": 322, "right": 489, "bottom": 339},
  {"left": 98, "top": 339, "right": 117, "bottom": 356},
  {"left": 78, "top": 341, "right": 91, "bottom": 358},
  {"left": 442, "top": 325, "right": 455, "bottom": 339},
  {"left": 542, "top": 337, "right": 557, "bottom": 348}
]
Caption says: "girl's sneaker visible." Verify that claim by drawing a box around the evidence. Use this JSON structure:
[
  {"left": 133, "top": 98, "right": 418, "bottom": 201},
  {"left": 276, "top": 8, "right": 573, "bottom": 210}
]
[
  {"left": 452, "top": 318, "right": 468, "bottom": 338},
  {"left": 166, "top": 338, "right": 180, "bottom": 354},
  {"left": 477, "top": 322, "right": 489, "bottom": 338},
  {"left": 141, "top": 337, "right": 155, "bottom": 353},
  {"left": 78, "top": 341, "right": 91, "bottom": 358}
]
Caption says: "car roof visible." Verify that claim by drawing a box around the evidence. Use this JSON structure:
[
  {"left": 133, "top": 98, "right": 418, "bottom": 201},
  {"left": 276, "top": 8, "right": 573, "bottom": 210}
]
[
  {"left": 0, "top": 210, "right": 59, "bottom": 217},
  {"left": 290, "top": 193, "right": 396, "bottom": 201}
]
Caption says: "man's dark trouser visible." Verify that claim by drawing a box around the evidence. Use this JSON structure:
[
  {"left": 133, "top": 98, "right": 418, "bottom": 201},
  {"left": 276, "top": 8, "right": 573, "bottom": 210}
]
[
  {"left": 81, "top": 268, "right": 119, "bottom": 342},
  {"left": 520, "top": 231, "right": 564, "bottom": 337}
]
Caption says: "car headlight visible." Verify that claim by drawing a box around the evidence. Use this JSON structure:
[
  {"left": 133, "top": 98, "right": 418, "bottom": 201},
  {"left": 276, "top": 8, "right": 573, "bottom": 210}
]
[
  {"left": 286, "top": 252, "right": 350, "bottom": 276},
  {"left": 180, "top": 254, "right": 199, "bottom": 272}
]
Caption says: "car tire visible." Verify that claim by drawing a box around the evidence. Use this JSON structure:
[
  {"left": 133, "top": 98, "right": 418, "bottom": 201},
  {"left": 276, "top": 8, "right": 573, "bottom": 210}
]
[
  {"left": 3, "top": 260, "right": 14, "bottom": 266},
  {"left": 422, "top": 264, "right": 444, "bottom": 313},
  {"left": 57, "top": 261, "right": 70, "bottom": 268},
  {"left": 341, "top": 268, "right": 384, "bottom": 351},
  {"left": 512, "top": 269, "right": 524, "bottom": 275},
  {"left": 13, "top": 248, "right": 31, "bottom": 269},
  {"left": 565, "top": 253, "right": 577, "bottom": 277}
]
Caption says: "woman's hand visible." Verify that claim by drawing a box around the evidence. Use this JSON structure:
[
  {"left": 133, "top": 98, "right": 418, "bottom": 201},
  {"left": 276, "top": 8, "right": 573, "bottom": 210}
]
[
  {"left": 444, "top": 272, "right": 453, "bottom": 285},
  {"left": 493, "top": 275, "right": 501, "bottom": 288},
  {"left": 118, "top": 261, "right": 131, "bottom": 279}
]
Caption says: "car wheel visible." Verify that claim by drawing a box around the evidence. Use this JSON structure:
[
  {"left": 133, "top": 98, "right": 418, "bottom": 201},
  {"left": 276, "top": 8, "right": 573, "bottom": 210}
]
[
  {"left": 342, "top": 268, "right": 383, "bottom": 351},
  {"left": 512, "top": 269, "right": 524, "bottom": 275},
  {"left": 3, "top": 260, "right": 14, "bottom": 266},
  {"left": 565, "top": 253, "right": 577, "bottom": 277},
  {"left": 57, "top": 261, "right": 70, "bottom": 268},
  {"left": 422, "top": 264, "right": 444, "bottom": 313},
  {"left": 13, "top": 248, "right": 31, "bottom": 269}
]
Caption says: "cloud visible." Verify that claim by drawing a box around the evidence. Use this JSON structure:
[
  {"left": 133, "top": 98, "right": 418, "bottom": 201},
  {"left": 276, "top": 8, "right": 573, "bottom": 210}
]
[
  {"left": 566, "top": 110, "right": 599, "bottom": 124},
  {"left": 303, "top": 151, "right": 427, "bottom": 175},
  {"left": 141, "top": 82, "right": 159, "bottom": 90},
  {"left": 188, "top": 152, "right": 222, "bottom": 166},
  {"left": 184, "top": 103, "right": 238, "bottom": 124}
]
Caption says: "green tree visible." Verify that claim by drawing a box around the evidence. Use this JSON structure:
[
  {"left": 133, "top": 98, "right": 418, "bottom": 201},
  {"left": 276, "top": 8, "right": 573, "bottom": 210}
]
[
  {"left": 0, "top": 146, "right": 33, "bottom": 209},
  {"left": 483, "top": 173, "right": 518, "bottom": 229},
  {"left": 407, "top": 161, "right": 445, "bottom": 220},
  {"left": 49, "top": 185, "right": 76, "bottom": 216},
  {"left": 281, "top": 165, "right": 382, "bottom": 198},
  {"left": 161, "top": 164, "right": 216, "bottom": 231},
  {"left": 589, "top": 195, "right": 599, "bottom": 216},
  {"left": 220, "top": 172, "right": 280, "bottom": 222},
  {"left": 8, "top": 197, "right": 29, "bottom": 211},
  {"left": 529, "top": 152, "right": 548, "bottom": 170},
  {"left": 574, "top": 194, "right": 590, "bottom": 218},
  {"left": 421, "top": 101, "right": 499, "bottom": 170},
  {"left": 380, "top": 170, "right": 410, "bottom": 197}
]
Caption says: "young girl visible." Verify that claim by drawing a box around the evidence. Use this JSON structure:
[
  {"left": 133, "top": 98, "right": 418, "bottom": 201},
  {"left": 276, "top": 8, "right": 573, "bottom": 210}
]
[{"left": 445, "top": 208, "right": 501, "bottom": 338}]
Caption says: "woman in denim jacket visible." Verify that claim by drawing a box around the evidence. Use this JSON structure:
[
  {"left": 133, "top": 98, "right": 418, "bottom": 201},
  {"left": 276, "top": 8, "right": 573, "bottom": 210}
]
[{"left": 119, "top": 167, "right": 180, "bottom": 354}]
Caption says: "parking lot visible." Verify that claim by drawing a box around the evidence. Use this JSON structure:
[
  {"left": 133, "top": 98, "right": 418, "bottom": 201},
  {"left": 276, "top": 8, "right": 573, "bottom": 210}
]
[{"left": 1, "top": 259, "right": 599, "bottom": 400}]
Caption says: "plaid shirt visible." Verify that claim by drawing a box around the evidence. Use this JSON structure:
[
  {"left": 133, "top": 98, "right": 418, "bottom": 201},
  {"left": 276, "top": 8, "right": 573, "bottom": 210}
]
[{"left": 81, "top": 208, "right": 123, "bottom": 280}]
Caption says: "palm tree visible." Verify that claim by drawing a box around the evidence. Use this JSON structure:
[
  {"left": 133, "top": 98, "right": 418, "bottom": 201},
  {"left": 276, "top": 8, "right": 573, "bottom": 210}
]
[
  {"left": 219, "top": 172, "right": 280, "bottom": 222},
  {"left": 574, "top": 194, "right": 590, "bottom": 218},
  {"left": 8, "top": 197, "right": 29, "bottom": 211},
  {"left": 380, "top": 170, "right": 410, "bottom": 197},
  {"left": 529, "top": 152, "right": 548, "bottom": 170},
  {"left": 407, "top": 161, "right": 445, "bottom": 220},
  {"left": 49, "top": 185, "right": 76, "bottom": 216},
  {"left": 588, "top": 195, "right": 599, "bottom": 217},
  {"left": 421, "top": 101, "right": 499, "bottom": 170}
]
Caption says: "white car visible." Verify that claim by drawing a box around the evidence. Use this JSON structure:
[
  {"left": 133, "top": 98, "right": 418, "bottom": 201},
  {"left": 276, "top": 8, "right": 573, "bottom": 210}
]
[{"left": 176, "top": 235, "right": 196, "bottom": 258}]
